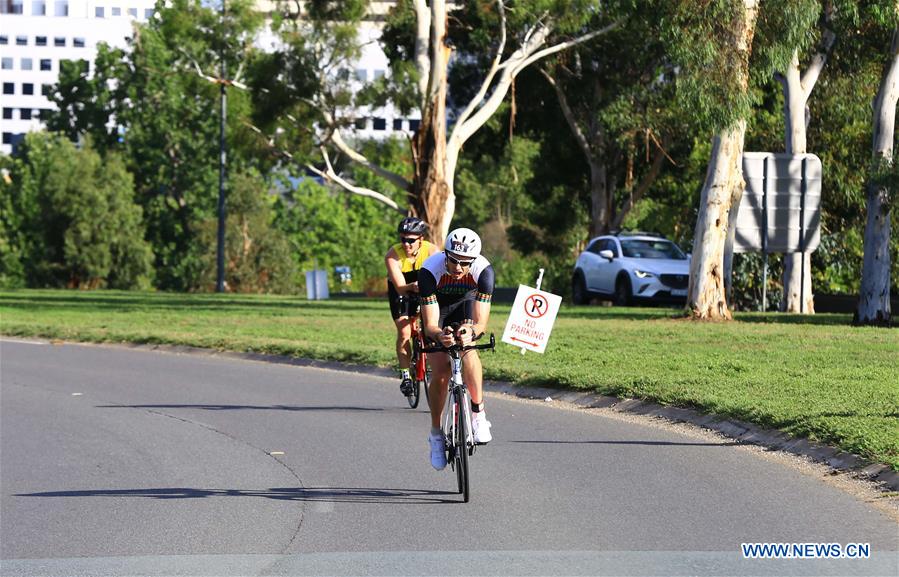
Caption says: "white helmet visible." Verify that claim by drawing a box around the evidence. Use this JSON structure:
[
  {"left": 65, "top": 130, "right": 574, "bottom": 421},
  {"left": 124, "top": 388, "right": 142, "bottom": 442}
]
[{"left": 445, "top": 228, "right": 482, "bottom": 260}]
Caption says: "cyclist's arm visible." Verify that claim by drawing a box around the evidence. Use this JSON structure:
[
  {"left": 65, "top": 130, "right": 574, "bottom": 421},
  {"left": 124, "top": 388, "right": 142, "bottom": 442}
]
[
  {"left": 463, "top": 264, "right": 495, "bottom": 339},
  {"left": 418, "top": 269, "right": 453, "bottom": 346},
  {"left": 385, "top": 248, "right": 415, "bottom": 295}
]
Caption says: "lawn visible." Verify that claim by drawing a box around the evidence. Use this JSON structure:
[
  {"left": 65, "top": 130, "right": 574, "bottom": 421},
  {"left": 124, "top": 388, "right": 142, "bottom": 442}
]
[{"left": 1, "top": 289, "right": 897, "bottom": 470}]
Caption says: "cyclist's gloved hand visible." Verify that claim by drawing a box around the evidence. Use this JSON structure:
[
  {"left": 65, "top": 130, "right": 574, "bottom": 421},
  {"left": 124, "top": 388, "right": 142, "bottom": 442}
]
[
  {"left": 457, "top": 324, "right": 475, "bottom": 346},
  {"left": 437, "top": 326, "right": 456, "bottom": 347}
]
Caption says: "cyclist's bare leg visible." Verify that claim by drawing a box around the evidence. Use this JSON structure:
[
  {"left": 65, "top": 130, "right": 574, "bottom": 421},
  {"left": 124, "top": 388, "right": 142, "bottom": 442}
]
[
  {"left": 394, "top": 316, "right": 414, "bottom": 369},
  {"left": 461, "top": 349, "right": 483, "bottom": 404},
  {"left": 428, "top": 351, "right": 451, "bottom": 429}
]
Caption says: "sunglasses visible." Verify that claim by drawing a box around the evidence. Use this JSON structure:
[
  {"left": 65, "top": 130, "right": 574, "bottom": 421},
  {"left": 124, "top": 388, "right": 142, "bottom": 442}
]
[
  {"left": 445, "top": 253, "right": 474, "bottom": 267},
  {"left": 401, "top": 237, "right": 421, "bottom": 244}
]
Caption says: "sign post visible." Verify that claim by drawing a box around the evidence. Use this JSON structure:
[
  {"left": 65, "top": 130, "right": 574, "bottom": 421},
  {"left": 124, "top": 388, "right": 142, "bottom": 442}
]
[{"left": 502, "top": 280, "right": 562, "bottom": 355}]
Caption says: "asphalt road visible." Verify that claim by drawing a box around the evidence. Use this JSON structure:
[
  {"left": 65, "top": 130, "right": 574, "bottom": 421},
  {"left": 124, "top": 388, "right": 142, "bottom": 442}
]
[{"left": 1, "top": 339, "right": 896, "bottom": 576}]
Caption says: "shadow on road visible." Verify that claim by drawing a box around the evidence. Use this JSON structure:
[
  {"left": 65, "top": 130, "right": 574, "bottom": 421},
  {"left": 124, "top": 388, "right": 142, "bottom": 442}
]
[
  {"left": 96, "top": 404, "right": 392, "bottom": 412},
  {"left": 15, "top": 486, "right": 457, "bottom": 504},
  {"left": 510, "top": 439, "right": 745, "bottom": 447}
]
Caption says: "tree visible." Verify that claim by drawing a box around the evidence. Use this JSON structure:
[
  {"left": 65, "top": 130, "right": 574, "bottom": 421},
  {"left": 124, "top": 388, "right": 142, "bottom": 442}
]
[
  {"left": 857, "top": 4, "right": 899, "bottom": 325},
  {"left": 665, "top": 0, "right": 762, "bottom": 319},
  {"left": 2, "top": 133, "right": 153, "bottom": 289},
  {"left": 537, "top": 4, "right": 680, "bottom": 238},
  {"left": 45, "top": 0, "right": 268, "bottom": 290},
  {"left": 256, "top": 0, "right": 624, "bottom": 245},
  {"left": 769, "top": 1, "right": 839, "bottom": 313}
]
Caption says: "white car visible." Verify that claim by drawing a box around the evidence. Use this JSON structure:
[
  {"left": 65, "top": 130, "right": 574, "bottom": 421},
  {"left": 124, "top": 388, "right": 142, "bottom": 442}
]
[{"left": 572, "top": 233, "right": 690, "bottom": 306}]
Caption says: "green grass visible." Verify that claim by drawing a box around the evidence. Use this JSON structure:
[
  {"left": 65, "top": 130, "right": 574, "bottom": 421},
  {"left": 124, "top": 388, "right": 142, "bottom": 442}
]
[{"left": 2, "top": 289, "right": 897, "bottom": 471}]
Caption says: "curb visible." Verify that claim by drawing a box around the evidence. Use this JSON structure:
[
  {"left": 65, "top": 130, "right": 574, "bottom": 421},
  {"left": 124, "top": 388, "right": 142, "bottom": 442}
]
[{"left": 44, "top": 339, "right": 899, "bottom": 493}]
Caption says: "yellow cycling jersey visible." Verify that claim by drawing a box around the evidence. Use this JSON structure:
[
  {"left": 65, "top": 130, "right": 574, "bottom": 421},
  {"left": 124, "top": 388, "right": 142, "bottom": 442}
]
[{"left": 392, "top": 240, "right": 435, "bottom": 280}]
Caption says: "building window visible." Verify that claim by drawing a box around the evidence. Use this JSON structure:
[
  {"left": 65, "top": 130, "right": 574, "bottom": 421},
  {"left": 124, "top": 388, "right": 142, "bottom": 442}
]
[
  {"left": 22, "top": 83, "right": 33, "bottom": 95},
  {"left": 2, "top": 108, "right": 12, "bottom": 120},
  {"left": 374, "top": 69, "right": 385, "bottom": 80},
  {"left": 40, "top": 59, "right": 51, "bottom": 71},
  {"left": 20, "top": 108, "right": 32, "bottom": 120},
  {"left": 36, "top": 36, "right": 47, "bottom": 46},
  {"left": 39, "top": 109, "right": 52, "bottom": 120},
  {"left": 355, "top": 69, "right": 367, "bottom": 82},
  {"left": 144, "top": 8, "right": 153, "bottom": 18},
  {"left": 54, "top": 37, "right": 65, "bottom": 47},
  {"left": 408, "top": 119, "right": 421, "bottom": 131},
  {"left": 32, "top": 0, "right": 46, "bottom": 15},
  {"left": 1, "top": 58, "right": 11, "bottom": 70},
  {"left": 0, "top": 35, "right": 7, "bottom": 45},
  {"left": 392, "top": 119, "right": 404, "bottom": 131},
  {"left": 373, "top": 117, "right": 386, "bottom": 131},
  {"left": 95, "top": 6, "right": 104, "bottom": 17},
  {"left": 73, "top": 37, "right": 85, "bottom": 48},
  {"left": 16, "top": 35, "right": 27, "bottom": 46},
  {"left": 1, "top": 0, "right": 24, "bottom": 14},
  {"left": 42, "top": 84, "right": 53, "bottom": 96},
  {"left": 2, "top": 133, "right": 13, "bottom": 145},
  {"left": 2, "top": 83, "right": 13, "bottom": 95},
  {"left": 354, "top": 118, "right": 367, "bottom": 130},
  {"left": 20, "top": 58, "right": 32, "bottom": 70},
  {"left": 128, "top": 7, "right": 136, "bottom": 17},
  {"left": 111, "top": 6, "right": 120, "bottom": 16},
  {"left": 54, "top": 0, "right": 67, "bottom": 16}
]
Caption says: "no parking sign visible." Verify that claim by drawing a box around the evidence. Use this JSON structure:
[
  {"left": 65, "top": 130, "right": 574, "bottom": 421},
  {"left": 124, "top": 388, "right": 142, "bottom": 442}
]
[{"left": 501, "top": 285, "right": 562, "bottom": 354}]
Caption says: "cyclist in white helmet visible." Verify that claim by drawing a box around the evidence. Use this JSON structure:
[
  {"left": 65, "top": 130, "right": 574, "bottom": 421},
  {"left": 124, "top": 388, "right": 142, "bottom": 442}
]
[{"left": 417, "top": 227, "right": 495, "bottom": 470}]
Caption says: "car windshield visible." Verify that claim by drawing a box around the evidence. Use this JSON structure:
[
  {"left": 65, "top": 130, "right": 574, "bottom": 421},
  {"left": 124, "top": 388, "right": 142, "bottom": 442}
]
[{"left": 620, "top": 239, "right": 686, "bottom": 260}]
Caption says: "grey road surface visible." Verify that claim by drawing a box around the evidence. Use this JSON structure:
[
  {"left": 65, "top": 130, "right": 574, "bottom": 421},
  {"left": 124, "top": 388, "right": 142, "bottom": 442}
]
[{"left": 1, "top": 340, "right": 896, "bottom": 576}]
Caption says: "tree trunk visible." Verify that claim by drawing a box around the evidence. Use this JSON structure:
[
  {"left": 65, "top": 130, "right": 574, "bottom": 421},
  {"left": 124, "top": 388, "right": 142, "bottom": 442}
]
[
  {"left": 688, "top": 0, "right": 757, "bottom": 320},
  {"left": 412, "top": 0, "right": 453, "bottom": 246},
  {"left": 856, "top": 27, "right": 899, "bottom": 326},
  {"left": 688, "top": 124, "right": 747, "bottom": 320},
  {"left": 589, "top": 159, "right": 609, "bottom": 237},
  {"left": 779, "top": 51, "right": 815, "bottom": 313}
]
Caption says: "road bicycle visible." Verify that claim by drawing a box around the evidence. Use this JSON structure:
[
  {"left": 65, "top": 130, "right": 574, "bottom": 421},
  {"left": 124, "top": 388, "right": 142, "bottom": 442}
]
[
  {"left": 422, "top": 332, "right": 496, "bottom": 502},
  {"left": 406, "top": 312, "right": 431, "bottom": 409}
]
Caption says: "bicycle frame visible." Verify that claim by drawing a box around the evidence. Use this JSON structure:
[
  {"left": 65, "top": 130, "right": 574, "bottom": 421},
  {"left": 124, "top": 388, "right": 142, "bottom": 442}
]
[{"left": 422, "top": 334, "right": 495, "bottom": 502}]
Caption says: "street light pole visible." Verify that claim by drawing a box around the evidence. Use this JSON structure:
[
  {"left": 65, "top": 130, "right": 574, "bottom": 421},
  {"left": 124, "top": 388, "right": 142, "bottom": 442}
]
[{"left": 216, "top": 0, "right": 227, "bottom": 293}]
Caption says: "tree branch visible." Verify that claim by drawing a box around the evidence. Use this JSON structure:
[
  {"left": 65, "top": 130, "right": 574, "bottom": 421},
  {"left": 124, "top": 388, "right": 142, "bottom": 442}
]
[
  {"left": 453, "top": 0, "right": 508, "bottom": 130},
  {"left": 308, "top": 148, "right": 404, "bottom": 212},
  {"left": 539, "top": 66, "right": 592, "bottom": 163},
  {"left": 317, "top": 109, "right": 413, "bottom": 192},
  {"left": 611, "top": 137, "right": 669, "bottom": 230},
  {"left": 800, "top": 5, "right": 837, "bottom": 98},
  {"left": 413, "top": 0, "right": 432, "bottom": 105}
]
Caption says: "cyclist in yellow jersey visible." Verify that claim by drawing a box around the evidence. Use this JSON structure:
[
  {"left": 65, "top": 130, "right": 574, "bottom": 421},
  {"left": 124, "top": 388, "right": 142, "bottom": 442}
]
[{"left": 385, "top": 217, "right": 439, "bottom": 396}]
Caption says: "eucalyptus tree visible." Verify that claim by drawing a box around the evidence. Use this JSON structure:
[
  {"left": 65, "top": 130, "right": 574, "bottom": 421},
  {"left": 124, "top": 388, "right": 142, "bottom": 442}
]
[
  {"left": 256, "top": 0, "right": 627, "bottom": 244},
  {"left": 535, "top": 3, "right": 681, "bottom": 238},
  {"left": 857, "top": 2, "right": 899, "bottom": 326},
  {"left": 767, "top": 1, "right": 839, "bottom": 313},
  {"left": 666, "top": 0, "right": 820, "bottom": 320}
]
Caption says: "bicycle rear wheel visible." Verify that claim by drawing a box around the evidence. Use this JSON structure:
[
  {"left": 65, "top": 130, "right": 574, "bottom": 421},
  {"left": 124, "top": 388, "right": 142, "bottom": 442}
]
[{"left": 455, "top": 388, "right": 470, "bottom": 502}]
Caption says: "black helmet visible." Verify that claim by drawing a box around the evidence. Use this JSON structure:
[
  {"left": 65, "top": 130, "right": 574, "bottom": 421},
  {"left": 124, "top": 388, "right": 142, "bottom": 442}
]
[{"left": 398, "top": 217, "right": 428, "bottom": 236}]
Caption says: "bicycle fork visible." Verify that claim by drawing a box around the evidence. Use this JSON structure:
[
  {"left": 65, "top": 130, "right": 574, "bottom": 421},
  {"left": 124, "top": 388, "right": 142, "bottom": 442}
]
[{"left": 443, "top": 357, "right": 473, "bottom": 454}]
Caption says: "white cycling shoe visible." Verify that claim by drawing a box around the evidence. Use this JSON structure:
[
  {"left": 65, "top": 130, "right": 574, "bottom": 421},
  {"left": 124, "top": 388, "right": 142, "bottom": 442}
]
[
  {"left": 429, "top": 432, "right": 447, "bottom": 470},
  {"left": 472, "top": 412, "right": 492, "bottom": 444}
]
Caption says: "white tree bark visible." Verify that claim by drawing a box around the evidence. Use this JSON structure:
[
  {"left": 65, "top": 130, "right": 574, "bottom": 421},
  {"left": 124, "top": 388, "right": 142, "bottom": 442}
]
[
  {"left": 778, "top": 11, "right": 836, "bottom": 314},
  {"left": 688, "top": 0, "right": 758, "bottom": 320},
  {"left": 856, "top": 26, "right": 899, "bottom": 325},
  {"left": 689, "top": 124, "right": 748, "bottom": 319}
]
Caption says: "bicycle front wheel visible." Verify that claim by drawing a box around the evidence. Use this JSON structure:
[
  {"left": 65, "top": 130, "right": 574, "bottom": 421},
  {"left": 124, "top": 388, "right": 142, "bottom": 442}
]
[{"left": 455, "top": 388, "right": 470, "bottom": 502}]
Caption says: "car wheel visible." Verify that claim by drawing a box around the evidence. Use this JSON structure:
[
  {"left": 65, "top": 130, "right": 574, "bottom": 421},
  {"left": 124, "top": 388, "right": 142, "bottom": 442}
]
[
  {"left": 614, "top": 275, "right": 632, "bottom": 307},
  {"left": 572, "top": 272, "right": 589, "bottom": 305}
]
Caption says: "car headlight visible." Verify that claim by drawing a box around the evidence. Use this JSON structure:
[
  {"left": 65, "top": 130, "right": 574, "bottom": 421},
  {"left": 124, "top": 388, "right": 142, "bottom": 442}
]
[{"left": 634, "top": 270, "right": 655, "bottom": 279}]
